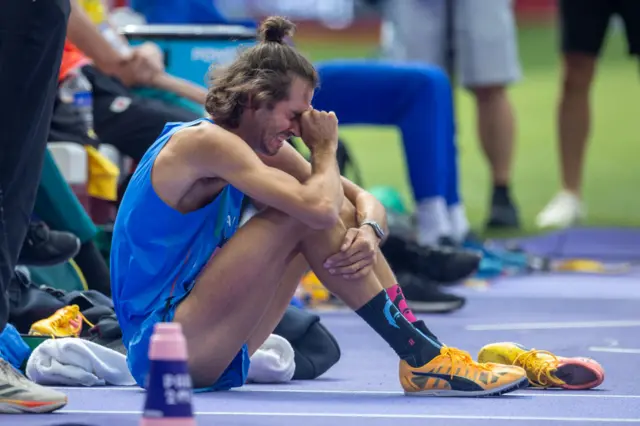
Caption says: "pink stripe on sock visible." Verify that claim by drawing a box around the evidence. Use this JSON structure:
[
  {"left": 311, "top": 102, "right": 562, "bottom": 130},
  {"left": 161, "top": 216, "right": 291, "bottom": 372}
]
[{"left": 386, "top": 284, "right": 418, "bottom": 323}]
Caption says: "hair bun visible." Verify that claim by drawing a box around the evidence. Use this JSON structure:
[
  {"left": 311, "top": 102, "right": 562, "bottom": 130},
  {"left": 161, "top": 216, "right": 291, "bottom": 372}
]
[{"left": 258, "top": 16, "right": 295, "bottom": 44}]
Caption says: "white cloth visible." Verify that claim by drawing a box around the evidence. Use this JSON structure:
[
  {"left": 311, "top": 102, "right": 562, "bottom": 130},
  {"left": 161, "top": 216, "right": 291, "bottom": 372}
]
[
  {"left": 26, "top": 338, "right": 136, "bottom": 387},
  {"left": 247, "top": 334, "right": 295, "bottom": 384}
]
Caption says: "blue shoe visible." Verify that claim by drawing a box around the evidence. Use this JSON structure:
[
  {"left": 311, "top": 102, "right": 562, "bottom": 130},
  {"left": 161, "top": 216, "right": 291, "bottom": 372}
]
[{"left": 462, "top": 236, "right": 540, "bottom": 279}]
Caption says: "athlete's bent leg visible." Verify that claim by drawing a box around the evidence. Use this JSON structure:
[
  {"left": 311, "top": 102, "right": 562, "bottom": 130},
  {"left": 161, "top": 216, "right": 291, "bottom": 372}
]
[
  {"left": 315, "top": 199, "right": 442, "bottom": 341},
  {"left": 246, "top": 254, "right": 309, "bottom": 355},
  {"left": 175, "top": 199, "right": 527, "bottom": 395},
  {"left": 247, "top": 200, "right": 440, "bottom": 355},
  {"left": 297, "top": 200, "right": 528, "bottom": 396},
  {"left": 173, "top": 208, "right": 311, "bottom": 388}
]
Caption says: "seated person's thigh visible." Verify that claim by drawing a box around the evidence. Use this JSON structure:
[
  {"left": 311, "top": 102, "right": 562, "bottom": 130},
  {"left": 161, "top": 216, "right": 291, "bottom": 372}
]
[{"left": 126, "top": 295, "right": 251, "bottom": 391}]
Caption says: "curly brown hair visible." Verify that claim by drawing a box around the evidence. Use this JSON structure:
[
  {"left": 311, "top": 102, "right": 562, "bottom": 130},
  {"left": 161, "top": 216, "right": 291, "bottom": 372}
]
[{"left": 205, "top": 16, "right": 319, "bottom": 128}]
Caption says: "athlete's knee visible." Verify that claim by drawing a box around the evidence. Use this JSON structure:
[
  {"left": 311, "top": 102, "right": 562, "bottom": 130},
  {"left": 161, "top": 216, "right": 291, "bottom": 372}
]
[
  {"left": 254, "top": 200, "right": 355, "bottom": 239},
  {"left": 255, "top": 207, "right": 318, "bottom": 239},
  {"left": 471, "top": 85, "right": 507, "bottom": 103}
]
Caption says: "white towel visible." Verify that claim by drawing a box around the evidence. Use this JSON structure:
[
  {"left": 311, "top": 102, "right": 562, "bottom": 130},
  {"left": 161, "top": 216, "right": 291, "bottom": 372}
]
[
  {"left": 26, "top": 338, "right": 136, "bottom": 387},
  {"left": 247, "top": 334, "right": 295, "bottom": 384}
]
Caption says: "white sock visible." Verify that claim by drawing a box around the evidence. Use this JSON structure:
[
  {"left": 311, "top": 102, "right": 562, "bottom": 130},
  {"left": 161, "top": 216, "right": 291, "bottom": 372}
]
[
  {"left": 448, "top": 203, "right": 470, "bottom": 244},
  {"left": 416, "top": 197, "right": 452, "bottom": 246}
]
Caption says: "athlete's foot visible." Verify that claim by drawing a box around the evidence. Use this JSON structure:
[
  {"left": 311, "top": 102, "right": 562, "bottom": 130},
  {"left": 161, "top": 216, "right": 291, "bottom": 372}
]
[
  {"left": 477, "top": 342, "right": 605, "bottom": 390},
  {"left": 400, "top": 346, "right": 528, "bottom": 397}
]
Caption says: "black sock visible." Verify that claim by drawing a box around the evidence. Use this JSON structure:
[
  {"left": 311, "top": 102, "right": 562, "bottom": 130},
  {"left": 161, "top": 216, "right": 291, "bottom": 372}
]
[
  {"left": 412, "top": 320, "right": 442, "bottom": 345},
  {"left": 355, "top": 290, "right": 442, "bottom": 367},
  {"left": 492, "top": 184, "right": 511, "bottom": 205}
]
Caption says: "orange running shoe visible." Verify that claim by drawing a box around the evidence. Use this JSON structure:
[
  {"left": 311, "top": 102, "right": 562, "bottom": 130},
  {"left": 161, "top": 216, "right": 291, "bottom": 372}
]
[
  {"left": 477, "top": 342, "right": 605, "bottom": 390},
  {"left": 28, "top": 304, "right": 94, "bottom": 338},
  {"left": 400, "top": 346, "right": 529, "bottom": 396}
]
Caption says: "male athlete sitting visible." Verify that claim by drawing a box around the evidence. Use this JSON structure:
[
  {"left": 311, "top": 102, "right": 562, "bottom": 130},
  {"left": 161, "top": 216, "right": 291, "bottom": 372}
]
[{"left": 110, "top": 16, "right": 530, "bottom": 396}]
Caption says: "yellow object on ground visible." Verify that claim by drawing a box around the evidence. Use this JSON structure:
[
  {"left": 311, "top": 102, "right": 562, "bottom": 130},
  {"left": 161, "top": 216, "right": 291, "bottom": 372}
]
[
  {"left": 554, "top": 259, "right": 606, "bottom": 273},
  {"left": 29, "top": 305, "right": 95, "bottom": 338},
  {"left": 477, "top": 342, "right": 605, "bottom": 390},
  {"left": 299, "top": 271, "right": 331, "bottom": 305}
]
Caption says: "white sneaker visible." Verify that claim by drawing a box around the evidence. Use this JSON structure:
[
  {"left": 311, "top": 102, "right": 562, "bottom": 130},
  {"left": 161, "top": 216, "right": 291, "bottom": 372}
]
[
  {"left": 535, "top": 191, "right": 585, "bottom": 229},
  {"left": 0, "top": 359, "right": 67, "bottom": 413}
]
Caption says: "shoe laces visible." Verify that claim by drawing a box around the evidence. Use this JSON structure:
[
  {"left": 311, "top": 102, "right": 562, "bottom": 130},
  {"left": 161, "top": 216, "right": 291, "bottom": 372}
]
[
  {"left": 49, "top": 305, "right": 94, "bottom": 337},
  {"left": 441, "top": 346, "right": 492, "bottom": 378},
  {"left": 513, "top": 349, "right": 563, "bottom": 387}
]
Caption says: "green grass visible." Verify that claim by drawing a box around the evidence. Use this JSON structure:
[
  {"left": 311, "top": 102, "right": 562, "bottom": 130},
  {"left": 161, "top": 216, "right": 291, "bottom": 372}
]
[{"left": 298, "top": 24, "right": 640, "bottom": 236}]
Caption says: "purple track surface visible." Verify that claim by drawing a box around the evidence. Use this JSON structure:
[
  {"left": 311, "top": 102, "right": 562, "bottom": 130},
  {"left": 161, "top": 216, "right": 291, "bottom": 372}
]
[{"left": 5, "top": 228, "right": 640, "bottom": 425}]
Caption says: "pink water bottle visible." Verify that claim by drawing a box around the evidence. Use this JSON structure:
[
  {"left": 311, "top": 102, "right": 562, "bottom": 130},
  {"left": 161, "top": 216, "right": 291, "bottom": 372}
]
[{"left": 140, "top": 323, "right": 196, "bottom": 426}]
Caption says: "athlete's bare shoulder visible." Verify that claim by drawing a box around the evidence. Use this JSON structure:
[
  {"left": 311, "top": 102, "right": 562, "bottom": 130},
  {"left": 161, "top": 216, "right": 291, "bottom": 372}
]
[
  {"left": 162, "top": 119, "right": 261, "bottom": 181},
  {"left": 151, "top": 121, "right": 239, "bottom": 211}
]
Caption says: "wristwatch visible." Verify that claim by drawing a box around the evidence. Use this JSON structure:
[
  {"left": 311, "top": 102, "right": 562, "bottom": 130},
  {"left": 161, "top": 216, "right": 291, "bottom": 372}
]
[{"left": 360, "top": 220, "right": 385, "bottom": 241}]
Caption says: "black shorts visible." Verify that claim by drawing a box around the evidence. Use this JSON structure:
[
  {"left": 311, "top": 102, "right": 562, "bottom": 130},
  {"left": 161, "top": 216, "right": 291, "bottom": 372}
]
[
  {"left": 560, "top": 0, "right": 640, "bottom": 57},
  {"left": 49, "top": 65, "right": 200, "bottom": 162}
]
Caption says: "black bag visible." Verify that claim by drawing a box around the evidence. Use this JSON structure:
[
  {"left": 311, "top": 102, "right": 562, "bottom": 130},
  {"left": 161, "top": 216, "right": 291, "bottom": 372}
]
[
  {"left": 273, "top": 306, "right": 341, "bottom": 380},
  {"left": 9, "top": 271, "right": 341, "bottom": 378},
  {"left": 8, "top": 269, "right": 116, "bottom": 336}
]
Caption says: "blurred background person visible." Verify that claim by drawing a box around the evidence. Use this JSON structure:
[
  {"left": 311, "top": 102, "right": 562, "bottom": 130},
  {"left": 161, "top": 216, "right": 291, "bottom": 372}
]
[
  {"left": 0, "top": 0, "right": 71, "bottom": 413},
  {"left": 379, "top": 0, "right": 522, "bottom": 231},
  {"left": 536, "top": 0, "right": 640, "bottom": 229}
]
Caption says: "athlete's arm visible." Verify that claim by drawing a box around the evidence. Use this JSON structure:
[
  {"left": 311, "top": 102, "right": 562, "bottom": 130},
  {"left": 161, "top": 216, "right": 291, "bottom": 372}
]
[
  {"left": 184, "top": 123, "right": 343, "bottom": 230},
  {"left": 260, "top": 143, "right": 388, "bottom": 238}
]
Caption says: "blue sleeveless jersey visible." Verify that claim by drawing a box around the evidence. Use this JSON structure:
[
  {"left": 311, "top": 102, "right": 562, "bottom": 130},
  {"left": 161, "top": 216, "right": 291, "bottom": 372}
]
[{"left": 110, "top": 118, "right": 245, "bottom": 385}]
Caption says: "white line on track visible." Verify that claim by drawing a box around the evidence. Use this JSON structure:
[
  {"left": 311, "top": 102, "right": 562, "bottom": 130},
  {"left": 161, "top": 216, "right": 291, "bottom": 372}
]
[
  {"left": 57, "top": 410, "right": 640, "bottom": 422},
  {"left": 54, "top": 386, "right": 640, "bottom": 399},
  {"left": 466, "top": 320, "right": 640, "bottom": 331},
  {"left": 589, "top": 346, "right": 640, "bottom": 354}
]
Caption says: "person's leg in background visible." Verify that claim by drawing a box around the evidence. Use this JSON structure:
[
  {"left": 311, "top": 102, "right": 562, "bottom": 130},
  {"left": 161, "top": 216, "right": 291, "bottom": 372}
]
[
  {"left": 381, "top": 0, "right": 521, "bottom": 230},
  {"left": 535, "top": 0, "right": 612, "bottom": 229},
  {"left": 313, "top": 61, "right": 452, "bottom": 247},
  {"left": 443, "top": 83, "right": 471, "bottom": 244},
  {"left": 458, "top": 0, "right": 521, "bottom": 229},
  {"left": 0, "top": 0, "right": 70, "bottom": 333},
  {"left": 0, "top": 0, "right": 70, "bottom": 413},
  {"left": 33, "top": 149, "right": 112, "bottom": 296},
  {"left": 311, "top": 61, "right": 479, "bottom": 313}
]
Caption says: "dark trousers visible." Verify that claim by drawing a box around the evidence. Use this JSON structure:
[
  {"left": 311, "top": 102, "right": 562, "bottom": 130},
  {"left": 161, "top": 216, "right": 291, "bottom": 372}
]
[{"left": 0, "top": 0, "right": 70, "bottom": 332}]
